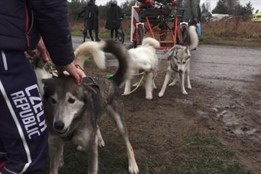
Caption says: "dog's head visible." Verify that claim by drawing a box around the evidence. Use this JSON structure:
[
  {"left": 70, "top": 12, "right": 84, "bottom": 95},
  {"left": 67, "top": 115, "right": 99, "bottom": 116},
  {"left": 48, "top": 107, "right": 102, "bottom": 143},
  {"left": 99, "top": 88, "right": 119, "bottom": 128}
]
[
  {"left": 166, "top": 45, "right": 191, "bottom": 73},
  {"left": 42, "top": 76, "right": 102, "bottom": 137}
]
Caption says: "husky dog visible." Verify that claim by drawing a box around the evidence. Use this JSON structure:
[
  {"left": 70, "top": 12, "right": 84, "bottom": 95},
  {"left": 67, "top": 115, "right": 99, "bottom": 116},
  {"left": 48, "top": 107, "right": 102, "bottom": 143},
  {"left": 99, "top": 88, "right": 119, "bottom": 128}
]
[
  {"left": 41, "top": 40, "right": 139, "bottom": 174},
  {"left": 124, "top": 37, "right": 160, "bottom": 100},
  {"left": 158, "top": 24, "right": 199, "bottom": 97},
  {"left": 26, "top": 50, "right": 53, "bottom": 96}
]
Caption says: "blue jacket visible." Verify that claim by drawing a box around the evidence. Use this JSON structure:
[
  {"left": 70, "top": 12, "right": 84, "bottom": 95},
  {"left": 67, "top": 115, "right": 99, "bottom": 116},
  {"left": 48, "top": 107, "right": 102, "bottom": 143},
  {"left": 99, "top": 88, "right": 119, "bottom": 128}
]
[{"left": 0, "top": 0, "right": 74, "bottom": 66}]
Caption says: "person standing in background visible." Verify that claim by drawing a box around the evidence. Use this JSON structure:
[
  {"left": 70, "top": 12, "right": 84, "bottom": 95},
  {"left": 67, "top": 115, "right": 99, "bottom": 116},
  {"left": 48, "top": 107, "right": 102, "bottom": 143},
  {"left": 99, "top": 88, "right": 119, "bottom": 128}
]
[
  {"left": 183, "top": 0, "right": 201, "bottom": 25},
  {"left": 105, "top": 0, "right": 124, "bottom": 41},
  {"left": 78, "top": 0, "right": 90, "bottom": 42},
  {"left": 183, "top": 0, "right": 202, "bottom": 39},
  {"left": 79, "top": 0, "right": 100, "bottom": 41}
]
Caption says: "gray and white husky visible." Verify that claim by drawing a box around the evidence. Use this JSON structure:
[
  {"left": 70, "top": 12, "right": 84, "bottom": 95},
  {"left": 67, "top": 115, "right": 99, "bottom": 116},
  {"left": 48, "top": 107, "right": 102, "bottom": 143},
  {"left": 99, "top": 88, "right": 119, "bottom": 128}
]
[
  {"left": 37, "top": 40, "right": 139, "bottom": 174},
  {"left": 158, "top": 23, "right": 199, "bottom": 97}
]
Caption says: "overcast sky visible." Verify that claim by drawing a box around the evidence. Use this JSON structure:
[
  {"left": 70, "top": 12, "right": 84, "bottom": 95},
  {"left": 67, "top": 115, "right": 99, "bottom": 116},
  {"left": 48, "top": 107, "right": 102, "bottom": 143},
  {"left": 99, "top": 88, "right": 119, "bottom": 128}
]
[{"left": 94, "top": 0, "right": 261, "bottom": 11}]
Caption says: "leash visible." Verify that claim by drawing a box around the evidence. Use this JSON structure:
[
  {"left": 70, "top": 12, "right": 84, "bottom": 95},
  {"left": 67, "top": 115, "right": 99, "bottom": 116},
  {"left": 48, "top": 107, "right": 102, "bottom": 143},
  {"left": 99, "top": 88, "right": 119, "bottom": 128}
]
[
  {"left": 122, "top": 72, "right": 145, "bottom": 96},
  {"left": 45, "top": 61, "right": 58, "bottom": 77}
]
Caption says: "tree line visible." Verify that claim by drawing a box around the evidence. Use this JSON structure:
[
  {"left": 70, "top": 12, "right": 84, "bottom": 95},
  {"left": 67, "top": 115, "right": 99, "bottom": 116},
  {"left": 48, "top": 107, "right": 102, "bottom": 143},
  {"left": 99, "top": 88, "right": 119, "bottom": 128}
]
[
  {"left": 68, "top": 0, "right": 254, "bottom": 22},
  {"left": 202, "top": 0, "right": 254, "bottom": 20}
]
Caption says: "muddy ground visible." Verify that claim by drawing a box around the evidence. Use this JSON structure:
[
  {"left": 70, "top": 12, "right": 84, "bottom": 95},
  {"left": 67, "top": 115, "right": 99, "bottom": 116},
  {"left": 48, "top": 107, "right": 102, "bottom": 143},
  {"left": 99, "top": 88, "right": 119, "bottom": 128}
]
[{"left": 49, "top": 42, "right": 261, "bottom": 174}]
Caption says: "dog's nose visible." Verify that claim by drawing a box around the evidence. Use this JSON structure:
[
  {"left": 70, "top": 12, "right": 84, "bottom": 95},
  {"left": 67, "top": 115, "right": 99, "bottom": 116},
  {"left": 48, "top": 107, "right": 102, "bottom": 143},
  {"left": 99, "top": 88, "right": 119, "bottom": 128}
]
[
  {"left": 178, "top": 70, "right": 182, "bottom": 73},
  {"left": 54, "top": 121, "right": 65, "bottom": 131}
]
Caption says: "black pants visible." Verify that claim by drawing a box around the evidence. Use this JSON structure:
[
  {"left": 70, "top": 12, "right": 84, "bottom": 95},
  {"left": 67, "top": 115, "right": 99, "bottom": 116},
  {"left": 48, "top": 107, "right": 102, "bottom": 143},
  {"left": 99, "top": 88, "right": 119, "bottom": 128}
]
[
  {"left": 0, "top": 50, "right": 48, "bottom": 174},
  {"left": 110, "top": 29, "right": 118, "bottom": 40},
  {"left": 88, "top": 29, "right": 100, "bottom": 41}
]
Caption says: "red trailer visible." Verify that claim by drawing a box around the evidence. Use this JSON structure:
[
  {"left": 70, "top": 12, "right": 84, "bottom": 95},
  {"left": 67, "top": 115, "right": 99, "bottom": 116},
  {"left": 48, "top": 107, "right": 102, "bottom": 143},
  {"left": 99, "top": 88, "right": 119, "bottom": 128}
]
[{"left": 130, "top": 1, "right": 185, "bottom": 49}]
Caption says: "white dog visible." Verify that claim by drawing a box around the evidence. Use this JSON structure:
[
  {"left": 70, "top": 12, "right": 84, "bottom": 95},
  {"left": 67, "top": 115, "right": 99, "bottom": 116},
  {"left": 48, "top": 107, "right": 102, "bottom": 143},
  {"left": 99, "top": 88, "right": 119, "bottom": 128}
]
[
  {"left": 158, "top": 24, "right": 199, "bottom": 97},
  {"left": 124, "top": 37, "right": 160, "bottom": 100}
]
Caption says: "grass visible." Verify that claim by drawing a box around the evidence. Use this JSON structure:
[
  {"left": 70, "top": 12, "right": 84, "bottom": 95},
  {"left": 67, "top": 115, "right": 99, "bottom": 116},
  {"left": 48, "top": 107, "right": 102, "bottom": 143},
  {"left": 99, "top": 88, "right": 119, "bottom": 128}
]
[
  {"left": 70, "top": 19, "right": 261, "bottom": 47},
  {"left": 161, "top": 134, "right": 250, "bottom": 174},
  {"left": 44, "top": 133, "right": 250, "bottom": 174},
  {"left": 200, "top": 21, "right": 261, "bottom": 47}
]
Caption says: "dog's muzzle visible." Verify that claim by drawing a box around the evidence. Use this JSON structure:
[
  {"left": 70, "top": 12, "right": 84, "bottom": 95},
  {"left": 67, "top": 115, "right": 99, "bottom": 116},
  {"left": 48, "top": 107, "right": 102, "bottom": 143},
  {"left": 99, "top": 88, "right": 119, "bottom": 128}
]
[{"left": 54, "top": 121, "right": 69, "bottom": 135}]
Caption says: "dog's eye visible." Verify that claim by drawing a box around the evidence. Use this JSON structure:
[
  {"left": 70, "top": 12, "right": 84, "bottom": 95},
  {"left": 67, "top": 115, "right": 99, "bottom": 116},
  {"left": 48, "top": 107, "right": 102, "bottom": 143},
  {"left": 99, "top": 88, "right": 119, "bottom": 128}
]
[
  {"left": 183, "top": 61, "right": 186, "bottom": 64},
  {"left": 51, "top": 98, "right": 57, "bottom": 104},
  {"left": 68, "top": 98, "right": 75, "bottom": 104}
]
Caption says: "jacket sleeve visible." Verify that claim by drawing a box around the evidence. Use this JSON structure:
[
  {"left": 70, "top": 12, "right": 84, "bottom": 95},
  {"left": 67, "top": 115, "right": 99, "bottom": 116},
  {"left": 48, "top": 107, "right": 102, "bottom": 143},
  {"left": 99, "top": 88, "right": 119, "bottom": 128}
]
[
  {"left": 31, "top": 0, "right": 74, "bottom": 66},
  {"left": 95, "top": 5, "right": 99, "bottom": 17},
  {"left": 118, "top": 7, "right": 124, "bottom": 19},
  {"left": 191, "top": 0, "right": 199, "bottom": 19}
]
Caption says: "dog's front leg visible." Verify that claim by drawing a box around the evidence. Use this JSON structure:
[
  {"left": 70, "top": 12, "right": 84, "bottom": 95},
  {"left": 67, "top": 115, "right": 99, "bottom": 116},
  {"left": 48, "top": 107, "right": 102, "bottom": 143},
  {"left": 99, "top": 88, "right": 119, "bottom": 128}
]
[
  {"left": 153, "top": 80, "right": 157, "bottom": 89},
  {"left": 48, "top": 135, "right": 64, "bottom": 174},
  {"left": 106, "top": 105, "right": 139, "bottom": 174},
  {"left": 97, "top": 126, "right": 105, "bottom": 147},
  {"left": 179, "top": 72, "right": 188, "bottom": 95},
  {"left": 186, "top": 62, "right": 192, "bottom": 89},
  {"left": 145, "top": 72, "right": 154, "bottom": 100},
  {"left": 123, "top": 80, "right": 132, "bottom": 95},
  {"left": 88, "top": 131, "right": 99, "bottom": 174},
  {"left": 158, "top": 69, "right": 172, "bottom": 97}
]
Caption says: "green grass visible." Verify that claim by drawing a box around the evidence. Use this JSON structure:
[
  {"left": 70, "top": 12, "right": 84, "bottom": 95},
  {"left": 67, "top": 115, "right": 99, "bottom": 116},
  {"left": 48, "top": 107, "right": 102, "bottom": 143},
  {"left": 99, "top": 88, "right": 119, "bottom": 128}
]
[
  {"left": 44, "top": 133, "right": 250, "bottom": 174},
  {"left": 159, "top": 134, "right": 250, "bottom": 174}
]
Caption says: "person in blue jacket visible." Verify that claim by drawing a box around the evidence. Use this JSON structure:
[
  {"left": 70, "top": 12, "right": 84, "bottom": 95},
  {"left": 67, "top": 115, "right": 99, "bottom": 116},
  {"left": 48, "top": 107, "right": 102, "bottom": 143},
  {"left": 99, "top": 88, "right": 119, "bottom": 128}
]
[{"left": 0, "top": 0, "right": 84, "bottom": 173}]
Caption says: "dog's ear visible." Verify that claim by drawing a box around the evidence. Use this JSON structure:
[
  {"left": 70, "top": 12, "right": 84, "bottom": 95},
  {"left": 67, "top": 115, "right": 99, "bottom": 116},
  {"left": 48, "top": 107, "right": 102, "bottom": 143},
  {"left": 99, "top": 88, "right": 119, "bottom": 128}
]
[
  {"left": 42, "top": 78, "right": 55, "bottom": 101},
  {"left": 185, "top": 46, "right": 191, "bottom": 58},
  {"left": 166, "top": 46, "right": 176, "bottom": 60},
  {"left": 82, "top": 78, "right": 103, "bottom": 127}
]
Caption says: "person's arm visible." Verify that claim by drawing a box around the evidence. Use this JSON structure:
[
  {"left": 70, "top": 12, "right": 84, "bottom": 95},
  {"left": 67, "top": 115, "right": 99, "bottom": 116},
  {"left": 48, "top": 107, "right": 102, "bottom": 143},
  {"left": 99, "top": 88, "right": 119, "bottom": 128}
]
[
  {"left": 31, "top": 0, "right": 84, "bottom": 84},
  {"left": 95, "top": 5, "right": 99, "bottom": 17},
  {"left": 78, "top": 7, "right": 85, "bottom": 18},
  {"left": 31, "top": 0, "right": 74, "bottom": 66},
  {"left": 36, "top": 38, "right": 50, "bottom": 62},
  {"left": 118, "top": 7, "right": 124, "bottom": 19}
]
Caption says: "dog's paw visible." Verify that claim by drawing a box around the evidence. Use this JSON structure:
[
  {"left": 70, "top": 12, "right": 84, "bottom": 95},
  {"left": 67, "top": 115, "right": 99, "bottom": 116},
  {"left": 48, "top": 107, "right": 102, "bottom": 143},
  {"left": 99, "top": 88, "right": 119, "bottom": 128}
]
[
  {"left": 182, "top": 90, "right": 188, "bottom": 95},
  {"left": 158, "top": 92, "right": 164, "bottom": 97},
  {"left": 129, "top": 162, "right": 139, "bottom": 174},
  {"left": 145, "top": 96, "right": 153, "bottom": 100},
  {"left": 187, "top": 85, "right": 192, "bottom": 89},
  {"left": 98, "top": 137, "right": 105, "bottom": 147},
  {"left": 169, "top": 79, "right": 178, "bottom": 86}
]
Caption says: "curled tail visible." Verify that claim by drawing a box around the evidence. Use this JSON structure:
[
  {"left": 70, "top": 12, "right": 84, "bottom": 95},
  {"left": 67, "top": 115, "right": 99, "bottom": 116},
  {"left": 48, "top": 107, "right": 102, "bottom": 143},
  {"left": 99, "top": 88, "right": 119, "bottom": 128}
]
[
  {"left": 74, "top": 40, "right": 129, "bottom": 86},
  {"left": 74, "top": 41, "right": 106, "bottom": 70},
  {"left": 141, "top": 37, "right": 160, "bottom": 48},
  {"left": 102, "top": 40, "right": 130, "bottom": 86}
]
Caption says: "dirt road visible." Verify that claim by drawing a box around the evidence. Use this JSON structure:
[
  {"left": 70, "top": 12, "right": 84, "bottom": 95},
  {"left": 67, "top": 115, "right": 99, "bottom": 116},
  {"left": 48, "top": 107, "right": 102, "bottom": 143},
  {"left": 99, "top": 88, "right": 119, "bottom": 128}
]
[{"left": 71, "top": 37, "right": 261, "bottom": 173}]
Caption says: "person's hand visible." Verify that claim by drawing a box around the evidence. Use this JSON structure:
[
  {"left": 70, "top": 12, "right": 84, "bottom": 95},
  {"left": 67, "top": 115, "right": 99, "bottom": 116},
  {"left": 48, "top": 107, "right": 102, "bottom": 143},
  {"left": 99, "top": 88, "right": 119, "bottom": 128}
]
[
  {"left": 56, "top": 62, "right": 85, "bottom": 85},
  {"left": 37, "top": 38, "right": 50, "bottom": 62}
]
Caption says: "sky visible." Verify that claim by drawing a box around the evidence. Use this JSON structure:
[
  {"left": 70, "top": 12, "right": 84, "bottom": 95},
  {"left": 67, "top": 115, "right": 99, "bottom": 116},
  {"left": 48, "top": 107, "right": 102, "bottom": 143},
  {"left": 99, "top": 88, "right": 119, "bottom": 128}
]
[{"left": 94, "top": 0, "right": 261, "bottom": 11}]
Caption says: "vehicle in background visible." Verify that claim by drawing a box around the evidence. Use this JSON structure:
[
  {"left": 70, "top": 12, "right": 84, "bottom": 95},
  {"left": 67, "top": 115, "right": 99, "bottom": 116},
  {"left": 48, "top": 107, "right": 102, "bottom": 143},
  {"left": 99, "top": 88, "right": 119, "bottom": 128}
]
[{"left": 252, "top": 13, "right": 261, "bottom": 22}]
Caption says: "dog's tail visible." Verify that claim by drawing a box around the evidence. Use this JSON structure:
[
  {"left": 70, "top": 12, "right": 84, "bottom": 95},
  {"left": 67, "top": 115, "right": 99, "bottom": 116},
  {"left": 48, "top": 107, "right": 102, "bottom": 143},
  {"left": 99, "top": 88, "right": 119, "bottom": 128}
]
[
  {"left": 188, "top": 25, "right": 199, "bottom": 50},
  {"left": 102, "top": 40, "right": 130, "bottom": 86},
  {"left": 74, "top": 41, "right": 106, "bottom": 70},
  {"left": 141, "top": 37, "right": 160, "bottom": 48},
  {"left": 74, "top": 40, "right": 129, "bottom": 86}
]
